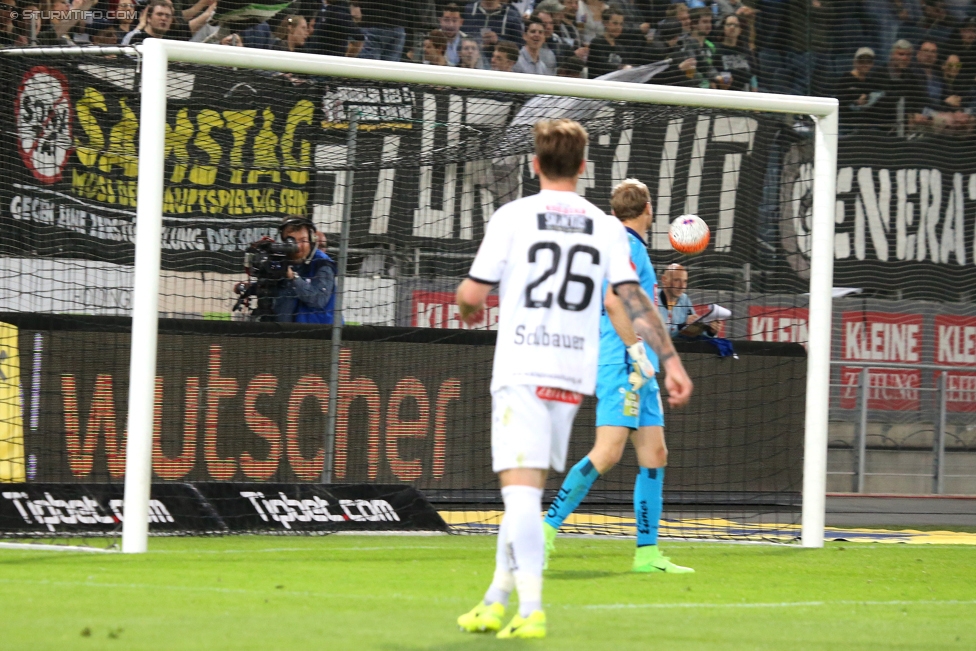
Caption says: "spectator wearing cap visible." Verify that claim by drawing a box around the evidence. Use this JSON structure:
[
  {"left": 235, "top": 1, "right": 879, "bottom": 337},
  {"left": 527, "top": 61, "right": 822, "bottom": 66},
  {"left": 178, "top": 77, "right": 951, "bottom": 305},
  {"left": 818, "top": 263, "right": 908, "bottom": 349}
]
[
  {"left": 587, "top": 6, "right": 627, "bottom": 77},
  {"left": 464, "top": 0, "right": 524, "bottom": 59},
  {"left": 491, "top": 39, "right": 520, "bottom": 71},
  {"left": 439, "top": 3, "right": 467, "bottom": 66},
  {"left": 835, "top": 47, "right": 881, "bottom": 129},
  {"left": 915, "top": 40, "right": 944, "bottom": 105},
  {"left": 644, "top": 16, "right": 702, "bottom": 86},
  {"left": 513, "top": 15, "right": 556, "bottom": 73},
  {"left": 714, "top": 14, "right": 757, "bottom": 91},
  {"left": 867, "top": 39, "right": 929, "bottom": 132}
]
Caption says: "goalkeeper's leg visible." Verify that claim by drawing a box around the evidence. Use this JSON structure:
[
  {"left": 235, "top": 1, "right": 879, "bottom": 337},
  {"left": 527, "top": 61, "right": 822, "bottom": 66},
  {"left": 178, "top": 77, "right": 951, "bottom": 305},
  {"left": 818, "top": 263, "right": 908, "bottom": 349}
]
[
  {"left": 630, "top": 403, "right": 693, "bottom": 574},
  {"left": 543, "top": 426, "right": 629, "bottom": 567}
]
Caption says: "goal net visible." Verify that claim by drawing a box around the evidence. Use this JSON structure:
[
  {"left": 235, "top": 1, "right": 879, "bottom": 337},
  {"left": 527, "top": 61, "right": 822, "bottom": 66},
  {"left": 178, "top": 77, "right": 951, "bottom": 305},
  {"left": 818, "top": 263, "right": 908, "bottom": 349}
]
[{"left": 0, "top": 43, "right": 836, "bottom": 550}]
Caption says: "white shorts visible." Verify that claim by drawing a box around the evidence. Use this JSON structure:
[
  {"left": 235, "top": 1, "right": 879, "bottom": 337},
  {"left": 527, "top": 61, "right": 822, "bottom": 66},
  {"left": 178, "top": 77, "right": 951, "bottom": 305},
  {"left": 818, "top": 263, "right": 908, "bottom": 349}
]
[{"left": 491, "top": 385, "right": 584, "bottom": 474}]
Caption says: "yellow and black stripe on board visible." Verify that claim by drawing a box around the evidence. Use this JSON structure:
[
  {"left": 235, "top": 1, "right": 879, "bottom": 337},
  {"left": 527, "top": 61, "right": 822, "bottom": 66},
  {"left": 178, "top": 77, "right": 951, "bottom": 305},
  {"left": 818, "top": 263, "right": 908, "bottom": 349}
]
[{"left": 0, "top": 322, "right": 24, "bottom": 483}]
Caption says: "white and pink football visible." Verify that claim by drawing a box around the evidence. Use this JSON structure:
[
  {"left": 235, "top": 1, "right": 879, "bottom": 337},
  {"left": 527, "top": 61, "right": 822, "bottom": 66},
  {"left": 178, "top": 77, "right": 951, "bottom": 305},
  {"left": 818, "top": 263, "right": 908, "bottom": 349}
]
[{"left": 669, "top": 214, "right": 710, "bottom": 255}]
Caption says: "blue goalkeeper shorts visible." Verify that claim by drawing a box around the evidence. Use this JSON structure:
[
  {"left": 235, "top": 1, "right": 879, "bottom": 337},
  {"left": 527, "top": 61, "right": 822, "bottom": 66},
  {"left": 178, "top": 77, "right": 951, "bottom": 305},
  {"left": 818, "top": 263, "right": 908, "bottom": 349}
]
[{"left": 595, "top": 363, "right": 665, "bottom": 429}]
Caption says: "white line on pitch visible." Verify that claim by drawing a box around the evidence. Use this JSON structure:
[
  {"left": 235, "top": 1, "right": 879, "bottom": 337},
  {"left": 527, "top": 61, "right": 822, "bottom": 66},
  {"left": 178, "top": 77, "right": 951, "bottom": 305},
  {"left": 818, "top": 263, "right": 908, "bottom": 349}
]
[
  {"left": 0, "top": 543, "right": 116, "bottom": 553},
  {"left": 580, "top": 599, "right": 976, "bottom": 610}
]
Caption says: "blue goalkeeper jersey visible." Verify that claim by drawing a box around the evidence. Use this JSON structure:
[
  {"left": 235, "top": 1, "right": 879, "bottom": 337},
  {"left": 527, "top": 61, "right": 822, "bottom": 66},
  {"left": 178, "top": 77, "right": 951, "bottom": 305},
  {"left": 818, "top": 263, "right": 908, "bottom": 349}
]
[{"left": 598, "top": 227, "right": 659, "bottom": 372}]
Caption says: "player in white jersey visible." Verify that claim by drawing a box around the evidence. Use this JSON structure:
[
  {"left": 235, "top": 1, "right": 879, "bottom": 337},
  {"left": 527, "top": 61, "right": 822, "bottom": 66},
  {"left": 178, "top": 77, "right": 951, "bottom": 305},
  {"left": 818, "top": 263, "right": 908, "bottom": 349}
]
[{"left": 455, "top": 119, "right": 693, "bottom": 639}]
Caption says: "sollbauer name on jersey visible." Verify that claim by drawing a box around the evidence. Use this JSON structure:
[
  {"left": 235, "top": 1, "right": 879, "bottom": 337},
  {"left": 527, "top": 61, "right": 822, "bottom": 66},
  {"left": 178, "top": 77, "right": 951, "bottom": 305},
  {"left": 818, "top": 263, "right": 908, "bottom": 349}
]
[{"left": 514, "top": 324, "right": 585, "bottom": 350}]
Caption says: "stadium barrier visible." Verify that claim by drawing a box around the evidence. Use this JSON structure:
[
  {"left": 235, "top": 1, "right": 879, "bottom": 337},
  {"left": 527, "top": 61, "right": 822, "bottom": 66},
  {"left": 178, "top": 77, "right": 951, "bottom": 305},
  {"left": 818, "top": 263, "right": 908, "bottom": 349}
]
[
  {"left": 0, "top": 481, "right": 446, "bottom": 536},
  {"left": 0, "top": 314, "right": 806, "bottom": 521}
]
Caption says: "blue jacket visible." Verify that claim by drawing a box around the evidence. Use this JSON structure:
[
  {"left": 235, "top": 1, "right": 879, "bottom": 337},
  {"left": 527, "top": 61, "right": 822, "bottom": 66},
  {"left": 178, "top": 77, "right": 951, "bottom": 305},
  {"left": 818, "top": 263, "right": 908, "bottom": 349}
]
[{"left": 273, "top": 249, "right": 337, "bottom": 324}]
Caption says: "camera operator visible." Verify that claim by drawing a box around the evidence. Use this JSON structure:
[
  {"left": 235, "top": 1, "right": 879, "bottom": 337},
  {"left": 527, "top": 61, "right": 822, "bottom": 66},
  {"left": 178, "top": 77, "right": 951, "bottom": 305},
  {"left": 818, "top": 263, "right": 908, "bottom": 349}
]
[
  {"left": 236, "top": 217, "right": 338, "bottom": 323},
  {"left": 272, "top": 217, "right": 337, "bottom": 324}
]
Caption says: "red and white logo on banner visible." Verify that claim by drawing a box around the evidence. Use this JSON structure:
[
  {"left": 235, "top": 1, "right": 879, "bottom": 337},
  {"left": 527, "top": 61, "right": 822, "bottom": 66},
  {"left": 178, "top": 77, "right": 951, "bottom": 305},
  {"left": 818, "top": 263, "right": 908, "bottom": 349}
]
[
  {"left": 412, "top": 291, "right": 499, "bottom": 330},
  {"left": 935, "top": 315, "right": 976, "bottom": 413},
  {"left": 747, "top": 307, "right": 808, "bottom": 344},
  {"left": 840, "top": 312, "right": 922, "bottom": 411}
]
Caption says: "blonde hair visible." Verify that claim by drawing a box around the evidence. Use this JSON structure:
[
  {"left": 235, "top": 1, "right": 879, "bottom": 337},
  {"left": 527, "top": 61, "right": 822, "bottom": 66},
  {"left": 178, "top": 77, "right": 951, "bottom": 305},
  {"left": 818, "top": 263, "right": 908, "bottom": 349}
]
[
  {"left": 533, "top": 119, "right": 588, "bottom": 180},
  {"left": 610, "top": 178, "right": 651, "bottom": 221}
]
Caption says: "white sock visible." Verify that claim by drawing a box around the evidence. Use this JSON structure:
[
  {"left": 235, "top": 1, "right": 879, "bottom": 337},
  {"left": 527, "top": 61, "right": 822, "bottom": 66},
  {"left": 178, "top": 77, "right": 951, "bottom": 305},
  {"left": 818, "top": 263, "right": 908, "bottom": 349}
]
[
  {"left": 484, "top": 513, "right": 514, "bottom": 606},
  {"left": 500, "top": 485, "right": 544, "bottom": 616}
]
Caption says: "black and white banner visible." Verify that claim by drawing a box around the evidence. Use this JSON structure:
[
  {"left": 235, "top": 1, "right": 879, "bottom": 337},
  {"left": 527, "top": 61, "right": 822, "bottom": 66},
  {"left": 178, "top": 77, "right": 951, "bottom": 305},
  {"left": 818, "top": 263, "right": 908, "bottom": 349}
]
[
  {"left": 0, "top": 482, "right": 446, "bottom": 534},
  {"left": 0, "top": 55, "right": 773, "bottom": 273}
]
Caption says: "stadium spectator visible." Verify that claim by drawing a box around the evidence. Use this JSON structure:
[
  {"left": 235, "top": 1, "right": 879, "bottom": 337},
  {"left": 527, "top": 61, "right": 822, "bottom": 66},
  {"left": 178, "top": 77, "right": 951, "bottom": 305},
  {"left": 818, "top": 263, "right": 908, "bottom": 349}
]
[
  {"left": 551, "top": 0, "right": 586, "bottom": 60},
  {"left": 423, "top": 28, "right": 450, "bottom": 65},
  {"left": 513, "top": 15, "right": 556, "bottom": 74},
  {"left": 578, "top": 0, "right": 606, "bottom": 44},
  {"left": 35, "top": 0, "right": 98, "bottom": 45},
  {"left": 666, "top": 3, "right": 691, "bottom": 36},
  {"left": 915, "top": 40, "right": 944, "bottom": 104},
  {"left": 940, "top": 53, "right": 971, "bottom": 109},
  {"left": 0, "top": 2, "right": 14, "bottom": 46},
  {"left": 644, "top": 16, "right": 701, "bottom": 86},
  {"left": 357, "top": 0, "right": 408, "bottom": 61},
  {"left": 458, "top": 36, "right": 488, "bottom": 68},
  {"left": 680, "top": 7, "right": 722, "bottom": 89},
  {"left": 714, "top": 15, "right": 757, "bottom": 91},
  {"left": 269, "top": 217, "right": 338, "bottom": 324},
  {"left": 88, "top": 0, "right": 137, "bottom": 46},
  {"left": 557, "top": 54, "right": 585, "bottom": 76},
  {"left": 464, "top": 0, "right": 524, "bottom": 58},
  {"left": 440, "top": 3, "right": 467, "bottom": 65},
  {"left": 867, "top": 39, "right": 928, "bottom": 132},
  {"left": 122, "top": 0, "right": 176, "bottom": 45},
  {"left": 270, "top": 12, "right": 310, "bottom": 52},
  {"left": 587, "top": 7, "right": 627, "bottom": 78},
  {"left": 658, "top": 263, "right": 699, "bottom": 336},
  {"left": 305, "top": 0, "right": 364, "bottom": 58},
  {"left": 240, "top": 20, "right": 273, "bottom": 48},
  {"left": 947, "top": 16, "right": 976, "bottom": 82},
  {"left": 897, "top": 0, "right": 956, "bottom": 51},
  {"left": 835, "top": 47, "right": 880, "bottom": 129},
  {"left": 491, "top": 39, "right": 520, "bottom": 70}
]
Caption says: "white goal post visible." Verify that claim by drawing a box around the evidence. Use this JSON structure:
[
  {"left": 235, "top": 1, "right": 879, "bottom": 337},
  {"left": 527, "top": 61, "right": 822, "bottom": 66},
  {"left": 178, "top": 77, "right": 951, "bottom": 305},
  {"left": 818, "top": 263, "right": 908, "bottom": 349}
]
[{"left": 111, "top": 39, "right": 837, "bottom": 553}]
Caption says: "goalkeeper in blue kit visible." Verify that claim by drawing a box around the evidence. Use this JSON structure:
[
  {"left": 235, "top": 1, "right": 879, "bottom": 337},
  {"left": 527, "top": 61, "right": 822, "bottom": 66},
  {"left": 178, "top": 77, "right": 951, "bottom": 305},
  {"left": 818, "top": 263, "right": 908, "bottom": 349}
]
[{"left": 543, "top": 178, "right": 693, "bottom": 574}]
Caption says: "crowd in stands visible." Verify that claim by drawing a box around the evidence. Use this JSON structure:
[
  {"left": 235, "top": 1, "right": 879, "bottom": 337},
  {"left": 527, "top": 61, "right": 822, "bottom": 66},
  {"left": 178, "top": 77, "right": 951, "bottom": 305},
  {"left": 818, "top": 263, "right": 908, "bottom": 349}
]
[{"left": 4, "top": 0, "right": 976, "bottom": 134}]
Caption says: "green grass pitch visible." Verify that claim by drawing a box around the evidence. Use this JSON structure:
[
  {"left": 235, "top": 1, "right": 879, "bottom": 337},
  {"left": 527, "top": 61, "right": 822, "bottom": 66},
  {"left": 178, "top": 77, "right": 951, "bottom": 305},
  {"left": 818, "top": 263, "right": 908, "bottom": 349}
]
[{"left": 1, "top": 535, "right": 974, "bottom": 650}]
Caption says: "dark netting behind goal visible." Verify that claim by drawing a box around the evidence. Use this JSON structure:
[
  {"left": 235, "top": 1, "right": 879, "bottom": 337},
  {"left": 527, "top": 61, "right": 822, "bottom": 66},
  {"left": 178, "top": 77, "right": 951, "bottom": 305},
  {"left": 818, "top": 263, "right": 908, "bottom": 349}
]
[{"left": 0, "top": 52, "right": 812, "bottom": 541}]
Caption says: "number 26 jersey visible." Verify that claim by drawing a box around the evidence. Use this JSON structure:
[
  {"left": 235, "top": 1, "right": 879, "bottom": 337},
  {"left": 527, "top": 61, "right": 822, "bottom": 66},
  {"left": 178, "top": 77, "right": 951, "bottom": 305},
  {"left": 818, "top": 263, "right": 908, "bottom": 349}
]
[{"left": 468, "top": 189, "right": 639, "bottom": 395}]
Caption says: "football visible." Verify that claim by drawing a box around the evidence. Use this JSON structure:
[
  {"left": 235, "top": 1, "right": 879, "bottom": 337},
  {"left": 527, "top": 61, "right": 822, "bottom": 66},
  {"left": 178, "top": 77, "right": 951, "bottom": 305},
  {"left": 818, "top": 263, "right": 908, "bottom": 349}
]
[{"left": 669, "top": 214, "right": 710, "bottom": 255}]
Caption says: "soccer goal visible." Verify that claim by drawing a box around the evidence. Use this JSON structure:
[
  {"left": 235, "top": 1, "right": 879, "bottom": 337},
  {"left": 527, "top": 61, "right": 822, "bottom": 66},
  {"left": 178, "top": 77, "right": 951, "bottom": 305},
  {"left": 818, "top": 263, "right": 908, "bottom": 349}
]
[{"left": 0, "top": 41, "right": 836, "bottom": 552}]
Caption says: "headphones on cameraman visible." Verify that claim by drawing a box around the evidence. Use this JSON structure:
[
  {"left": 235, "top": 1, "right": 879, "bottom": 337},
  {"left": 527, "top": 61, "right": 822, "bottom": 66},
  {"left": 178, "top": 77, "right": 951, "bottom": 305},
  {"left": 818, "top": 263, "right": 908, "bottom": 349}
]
[{"left": 278, "top": 217, "right": 318, "bottom": 264}]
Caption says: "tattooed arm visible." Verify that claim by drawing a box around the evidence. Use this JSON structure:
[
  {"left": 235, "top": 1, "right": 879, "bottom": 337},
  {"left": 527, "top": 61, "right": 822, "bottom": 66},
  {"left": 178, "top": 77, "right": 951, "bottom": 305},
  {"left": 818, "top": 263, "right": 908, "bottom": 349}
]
[{"left": 613, "top": 281, "right": 694, "bottom": 407}]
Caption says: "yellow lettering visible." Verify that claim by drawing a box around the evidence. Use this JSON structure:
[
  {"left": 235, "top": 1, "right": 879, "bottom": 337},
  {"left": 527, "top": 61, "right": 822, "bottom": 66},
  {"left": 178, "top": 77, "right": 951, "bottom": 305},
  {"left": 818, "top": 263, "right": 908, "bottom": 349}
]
[
  {"left": 74, "top": 87, "right": 106, "bottom": 169},
  {"left": 98, "top": 98, "right": 138, "bottom": 178},
  {"left": 189, "top": 109, "right": 224, "bottom": 186},
  {"left": 222, "top": 110, "right": 257, "bottom": 182},
  {"left": 250, "top": 107, "right": 281, "bottom": 183},
  {"left": 163, "top": 187, "right": 175, "bottom": 213},
  {"left": 164, "top": 108, "right": 193, "bottom": 184},
  {"left": 282, "top": 100, "right": 313, "bottom": 185}
]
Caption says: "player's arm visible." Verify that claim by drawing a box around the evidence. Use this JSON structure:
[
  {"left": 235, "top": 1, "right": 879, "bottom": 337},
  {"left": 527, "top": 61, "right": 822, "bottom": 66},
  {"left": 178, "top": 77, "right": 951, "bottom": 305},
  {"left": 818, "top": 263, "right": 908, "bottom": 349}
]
[
  {"left": 612, "top": 281, "right": 694, "bottom": 407},
  {"left": 457, "top": 278, "right": 493, "bottom": 326},
  {"left": 604, "top": 290, "right": 639, "bottom": 347}
]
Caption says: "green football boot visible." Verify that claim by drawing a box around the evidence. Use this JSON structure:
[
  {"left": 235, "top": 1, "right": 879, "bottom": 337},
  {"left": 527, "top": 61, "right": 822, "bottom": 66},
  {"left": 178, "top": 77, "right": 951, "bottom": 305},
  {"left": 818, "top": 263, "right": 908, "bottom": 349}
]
[
  {"left": 542, "top": 522, "right": 558, "bottom": 570},
  {"left": 457, "top": 601, "right": 506, "bottom": 633},
  {"left": 497, "top": 610, "right": 546, "bottom": 639},
  {"left": 632, "top": 545, "right": 695, "bottom": 574}
]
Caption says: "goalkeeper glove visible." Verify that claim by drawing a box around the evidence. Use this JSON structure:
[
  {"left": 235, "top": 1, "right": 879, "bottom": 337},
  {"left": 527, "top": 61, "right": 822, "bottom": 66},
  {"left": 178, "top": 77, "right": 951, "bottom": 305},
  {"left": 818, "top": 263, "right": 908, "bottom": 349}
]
[{"left": 627, "top": 342, "right": 655, "bottom": 391}]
